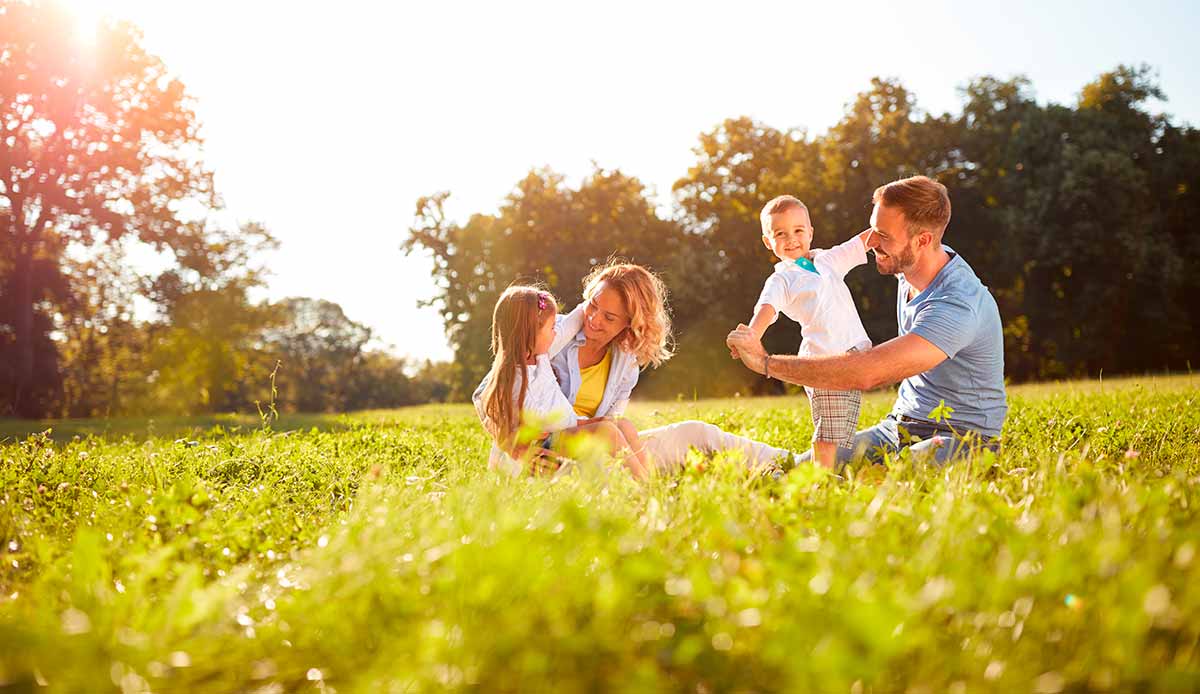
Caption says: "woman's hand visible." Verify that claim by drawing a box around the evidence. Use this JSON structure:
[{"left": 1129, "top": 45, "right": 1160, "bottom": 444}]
[
  {"left": 574, "top": 416, "right": 609, "bottom": 427},
  {"left": 528, "top": 448, "right": 569, "bottom": 476},
  {"left": 511, "top": 442, "right": 570, "bottom": 476}
]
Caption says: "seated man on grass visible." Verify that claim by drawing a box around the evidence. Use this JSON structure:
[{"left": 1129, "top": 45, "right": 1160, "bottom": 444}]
[{"left": 727, "top": 175, "right": 1007, "bottom": 466}]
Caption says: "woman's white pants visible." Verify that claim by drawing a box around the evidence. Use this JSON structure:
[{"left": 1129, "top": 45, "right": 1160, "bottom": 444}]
[{"left": 638, "top": 420, "right": 794, "bottom": 472}]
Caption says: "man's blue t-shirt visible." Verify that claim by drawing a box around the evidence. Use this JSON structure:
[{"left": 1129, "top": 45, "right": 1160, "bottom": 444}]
[{"left": 892, "top": 246, "right": 1007, "bottom": 438}]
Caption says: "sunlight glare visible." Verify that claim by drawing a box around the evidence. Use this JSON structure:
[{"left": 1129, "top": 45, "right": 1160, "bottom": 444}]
[
  {"left": 54, "top": 0, "right": 104, "bottom": 45},
  {"left": 55, "top": 0, "right": 141, "bottom": 46}
]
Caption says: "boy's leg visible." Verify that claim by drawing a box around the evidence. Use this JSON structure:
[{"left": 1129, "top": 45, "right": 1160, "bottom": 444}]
[
  {"left": 797, "top": 416, "right": 900, "bottom": 467},
  {"left": 807, "top": 388, "right": 862, "bottom": 469},
  {"left": 812, "top": 441, "right": 839, "bottom": 469}
]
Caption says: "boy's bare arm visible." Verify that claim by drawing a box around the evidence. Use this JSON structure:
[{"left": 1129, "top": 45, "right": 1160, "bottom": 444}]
[
  {"left": 730, "top": 304, "right": 777, "bottom": 359},
  {"left": 747, "top": 304, "right": 777, "bottom": 340}
]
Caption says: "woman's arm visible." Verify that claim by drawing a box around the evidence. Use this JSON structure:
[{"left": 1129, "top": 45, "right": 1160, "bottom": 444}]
[{"left": 606, "top": 364, "right": 640, "bottom": 417}]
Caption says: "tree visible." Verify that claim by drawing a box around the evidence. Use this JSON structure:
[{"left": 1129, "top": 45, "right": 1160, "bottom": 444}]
[
  {"left": 954, "top": 66, "right": 1198, "bottom": 378},
  {"left": 1, "top": 0, "right": 217, "bottom": 416},
  {"left": 263, "top": 297, "right": 372, "bottom": 413},
  {"left": 409, "top": 70, "right": 1199, "bottom": 399},
  {"left": 135, "top": 222, "right": 278, "bottom": 415},
  {"left": 670, "top": 85, "right": 941, "bottom": 395},
  {"left": 54, "top": 244, "right": 151, "bottom": 417},
  {"left": 671, "top": 116, "right": 823, "bottom": 394},
  {"left": 342, "top": 354, "right": 451, "bottom": 411},
  {"left": 405, "top": 166, "right": 690, "bottom": 398}
]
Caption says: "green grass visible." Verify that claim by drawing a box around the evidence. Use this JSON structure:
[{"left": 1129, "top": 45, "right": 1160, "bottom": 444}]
[{"left": 2, "top": 375, "right": 1198, "bottom": 692}]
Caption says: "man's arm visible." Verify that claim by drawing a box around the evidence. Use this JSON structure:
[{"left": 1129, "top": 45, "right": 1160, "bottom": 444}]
[{"left": 726, "top": 324, "right": 947, "bottom": 391}]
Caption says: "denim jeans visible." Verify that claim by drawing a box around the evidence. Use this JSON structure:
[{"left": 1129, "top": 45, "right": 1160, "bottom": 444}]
[{"left": 798, "top": 414, "right": 999, "bottom": 467}]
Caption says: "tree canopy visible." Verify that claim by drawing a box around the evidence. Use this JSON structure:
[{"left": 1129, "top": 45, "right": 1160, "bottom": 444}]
[
  {"left": 1, "top": 0, "right": 218, "bottom": 416},
  {"left": 0, "top": 0, "right": 449, "bottom": 418},
  {"left": 407, "top": 66, "right": 1200, "bottom": 399}
]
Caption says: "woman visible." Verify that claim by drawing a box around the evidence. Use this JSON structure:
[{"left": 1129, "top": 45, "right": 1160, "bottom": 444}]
[{"left": 545, "top": 261, "right": 799, "bottom": 474}]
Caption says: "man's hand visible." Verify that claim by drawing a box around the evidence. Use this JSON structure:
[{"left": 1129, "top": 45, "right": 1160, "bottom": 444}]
[{"left": 726, "top": 324, "right": 768, "bottom": 375}]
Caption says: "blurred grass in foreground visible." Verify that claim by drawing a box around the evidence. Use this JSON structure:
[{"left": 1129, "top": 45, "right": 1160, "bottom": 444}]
[{"left": 1, "top": 375, "right": 1198, "bottom": 692}]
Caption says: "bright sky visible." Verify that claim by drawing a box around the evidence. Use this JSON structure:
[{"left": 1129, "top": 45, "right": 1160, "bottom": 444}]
[{"left": 64, "top": 0, "right": 1200, "bottom": 362}]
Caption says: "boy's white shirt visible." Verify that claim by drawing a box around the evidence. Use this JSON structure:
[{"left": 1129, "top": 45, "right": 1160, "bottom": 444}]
[
  {"left": 472, "top": 303, "right": 586, "bottom": 475},
  {"left": 756, "top": 235, "right": 872, "bottom": 357}
]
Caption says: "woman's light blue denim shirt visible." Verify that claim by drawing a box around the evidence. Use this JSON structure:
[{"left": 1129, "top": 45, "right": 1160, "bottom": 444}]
[{"left": 549, "top": 313, "right": 640, "bottom": 418}]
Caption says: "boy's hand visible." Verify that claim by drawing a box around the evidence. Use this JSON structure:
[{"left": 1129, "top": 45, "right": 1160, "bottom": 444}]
[{"left": 727, "top": 324, "right": 768, "bottom": 375}]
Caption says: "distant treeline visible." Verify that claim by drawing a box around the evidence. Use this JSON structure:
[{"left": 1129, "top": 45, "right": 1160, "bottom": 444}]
[
  {"left": 3, "top": 0, "right": 1197, "bottom": 418},
  {"left": 406, "top": 66, "right": 1200, "bottom": 401}
]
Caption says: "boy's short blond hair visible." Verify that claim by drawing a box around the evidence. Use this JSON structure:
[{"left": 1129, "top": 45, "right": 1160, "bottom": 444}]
[{"left": 759, "top": 195, "right": 809, "bottom": 235}]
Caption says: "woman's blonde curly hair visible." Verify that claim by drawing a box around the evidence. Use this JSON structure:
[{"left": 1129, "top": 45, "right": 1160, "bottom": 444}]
[{"left": 582, "top": 261, "right": 674, "bottom": 368}]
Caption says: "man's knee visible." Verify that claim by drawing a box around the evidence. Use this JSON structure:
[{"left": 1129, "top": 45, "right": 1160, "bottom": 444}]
[{"left": 909, "top": 434, "right": 995, "bottom": 466}]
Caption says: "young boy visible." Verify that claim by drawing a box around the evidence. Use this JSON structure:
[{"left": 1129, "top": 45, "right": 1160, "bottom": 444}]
[{"left": 748, "top": 195, "right": 872, "bottom": 469}]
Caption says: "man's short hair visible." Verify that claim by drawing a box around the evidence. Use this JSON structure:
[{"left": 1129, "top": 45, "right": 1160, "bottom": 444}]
[
  {"left": 759, "top": 195, "right": 809, "bottom": 235},
  {"left": 872, "top": 176, "right": 951, "bottom": 238}
]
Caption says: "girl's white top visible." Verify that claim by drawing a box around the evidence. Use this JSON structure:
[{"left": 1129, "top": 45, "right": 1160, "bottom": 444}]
[
  {"left": 755, "top": 235, "right": 872, "bottom": 357},
  {"left": 472, "top": 304, "right": 585, "bottom": 475}
]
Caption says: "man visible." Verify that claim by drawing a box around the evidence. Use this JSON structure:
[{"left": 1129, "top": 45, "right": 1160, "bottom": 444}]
[{"left": 726, "top": 175, "right": 1007, "bottom": 465}]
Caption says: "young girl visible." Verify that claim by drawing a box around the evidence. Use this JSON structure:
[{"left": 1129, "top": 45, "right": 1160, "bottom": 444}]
[{"left": 473, "top": 285, "right": 650, "bottom": 479}]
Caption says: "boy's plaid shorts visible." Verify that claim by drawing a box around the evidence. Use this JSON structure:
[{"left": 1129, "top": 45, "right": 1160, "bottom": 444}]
[{"left": 806, "top": 387, "right": 862, "bottom": 447}]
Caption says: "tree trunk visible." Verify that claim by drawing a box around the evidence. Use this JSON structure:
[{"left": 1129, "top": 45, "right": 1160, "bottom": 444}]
[{"left": 11, "top": 251, "right": 38, "bottom": 418}]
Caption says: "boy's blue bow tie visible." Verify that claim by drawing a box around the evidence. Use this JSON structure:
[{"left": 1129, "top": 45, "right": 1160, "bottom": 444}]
[{"left": 794, "top": 256, "right": 818, "bottom": 274}]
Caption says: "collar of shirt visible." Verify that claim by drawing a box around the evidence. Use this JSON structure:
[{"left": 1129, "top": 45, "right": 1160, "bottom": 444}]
[
  {"left": 902, "top": 245, "right": 961, "bottom": 303},
  {"left": 773, "top": 258, "right": 820, "bottom": 274}
]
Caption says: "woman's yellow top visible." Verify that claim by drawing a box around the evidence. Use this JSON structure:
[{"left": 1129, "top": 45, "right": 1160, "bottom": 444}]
[{"left": 573, "top": 348, "right": 612, "bottom": 418}]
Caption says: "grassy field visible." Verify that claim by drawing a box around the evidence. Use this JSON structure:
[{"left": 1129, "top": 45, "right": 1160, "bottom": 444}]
[{"left": 1, "top": 375, "right": 1198, "bottom": 693}]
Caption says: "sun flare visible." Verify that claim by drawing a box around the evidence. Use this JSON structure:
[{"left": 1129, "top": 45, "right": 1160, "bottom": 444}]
[{"left": 53, "top": 0, "right": 145, "bottom": 45}]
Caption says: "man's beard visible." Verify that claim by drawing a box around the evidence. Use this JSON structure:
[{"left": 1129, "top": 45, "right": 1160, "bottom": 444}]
[{"left": 873, "top": 243, "right": 917, "bottom": 276}]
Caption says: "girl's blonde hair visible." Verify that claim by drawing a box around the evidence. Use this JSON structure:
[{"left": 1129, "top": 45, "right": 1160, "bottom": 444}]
[
  {"left": 582, "top": 262, "right": 674, "bottom": 368},
  {"left": 481, "top": 285, "right": 558, "bottom": 447}
]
